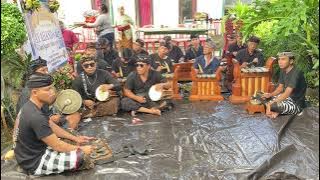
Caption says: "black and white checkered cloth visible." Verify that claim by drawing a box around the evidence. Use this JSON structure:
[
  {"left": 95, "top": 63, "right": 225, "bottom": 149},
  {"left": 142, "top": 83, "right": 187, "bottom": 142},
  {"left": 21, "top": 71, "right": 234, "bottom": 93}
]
[
  {"left": 33, "top": 147, "right": 83, "bottom": 176},
  {"left": 271, "top": 95, "right": 301, "bottom": 115}
]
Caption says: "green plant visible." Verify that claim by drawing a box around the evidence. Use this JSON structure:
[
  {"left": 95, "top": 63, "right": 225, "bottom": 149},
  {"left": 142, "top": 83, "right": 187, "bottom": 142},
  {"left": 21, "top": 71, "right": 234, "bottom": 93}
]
[
  {"left": 1, "top": 53, "right": 33, "bottom": 89},
  {"left": 226, "top": 0, "right": 319, "bottom": 88},
  {"left": 1, "top": 3, "right": 27, "bottom": 60},
  {"left": 74, "top": 53, "right": 82, "bottom": 61},
  {"left": 52, "top": 64, "right": 73, "bottom": 91}
]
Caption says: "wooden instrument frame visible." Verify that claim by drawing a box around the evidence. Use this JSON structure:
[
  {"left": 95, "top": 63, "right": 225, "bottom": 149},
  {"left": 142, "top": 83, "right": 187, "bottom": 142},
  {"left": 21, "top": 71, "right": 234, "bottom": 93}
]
[
  {"left": 171, "top": 62, "right": 193, "bottom": 99},
  {"left": 189, "top": 66, "right": 224, "bottom": 101},
  {"left": 229, "top": 57, "right": 276, "bottom": 104}
]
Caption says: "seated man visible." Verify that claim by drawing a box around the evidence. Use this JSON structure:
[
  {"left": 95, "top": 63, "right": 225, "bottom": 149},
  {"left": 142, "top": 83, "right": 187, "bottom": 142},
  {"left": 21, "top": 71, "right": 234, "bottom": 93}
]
[
  {"left": 163, "top": 36, "right": 184, "bottom": 63},
  {"left": 16, "top": 57, "right": 81, "bottom": 130},
  {"left": 132, "top": 39, "right": 149, "bottom": 56},
  {"left": 262, "top": 51, "right": 307, "bottom": 119},
  {"left": 76, "top": 44, "right": 110, "bottom": 75},
  {"left": 14, "top": 73, "right": 94, "bottom": 176},
  {"left": 72, "top": 55, "right": 121, "bottom": 118},
  {"left": 235, "top": 36, "right": 264, "bottom": 68},
  {"left": 112, "top": 48, "right": 136, "bottom": 78},
  {"left": 150, "top": 40, "right": 174, "bottom": 74},
  {"left": 184, "top": 34, "right": 203, "bottom": 62},
  {"left": 226, "top": 32, "right": 247, "bottom": 57},
  {"left": 193, "top": 39, "right": 220, "bottom": 74},
  {"left": 97, "top": 38, "right": 119, "bottom": 67},
  {"left": 121, "top": 55, "right": 173, "bottom": 116}
]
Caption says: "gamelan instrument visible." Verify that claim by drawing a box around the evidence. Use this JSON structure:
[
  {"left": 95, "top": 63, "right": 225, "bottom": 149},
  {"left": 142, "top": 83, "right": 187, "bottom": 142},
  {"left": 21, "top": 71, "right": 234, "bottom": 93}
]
[
  {"left": 53, "top": 89, "right": 82, "bottom": 114},
  {"left": 148, "top": 85, "right": 173, "bottom": 101},
  {"left": 95, "top": 85, "right": 118, "bottom": 101},
  {"left": 229, "top": 57, "right": 275, "bottom": 104},
  {"left": 189, "top": 67, "right": 224, "bottom": 101},
  {"left": 171, "top": 62, "right": 193, "bottom": 99}
]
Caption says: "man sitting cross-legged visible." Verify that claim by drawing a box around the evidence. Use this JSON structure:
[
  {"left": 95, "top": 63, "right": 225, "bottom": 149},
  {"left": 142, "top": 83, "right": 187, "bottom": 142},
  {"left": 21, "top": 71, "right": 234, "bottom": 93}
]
[
  {"left": 262, "top": 51, "right": 307, "bottom": 119},
  {"left": 72, "top": 55, "right": 122, "bottom": 118},
  {"left": 120, "top": 54, "right": 173, "bottom": 116},
  {"left": 14, "top": 73, "right": 95, "bottom": 176}
]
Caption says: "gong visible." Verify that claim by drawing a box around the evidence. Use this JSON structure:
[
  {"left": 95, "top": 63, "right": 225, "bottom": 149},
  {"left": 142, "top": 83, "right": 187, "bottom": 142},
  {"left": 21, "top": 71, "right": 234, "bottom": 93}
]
[{"left": 54, "top": 89, "right": 82, "bottom": 114}]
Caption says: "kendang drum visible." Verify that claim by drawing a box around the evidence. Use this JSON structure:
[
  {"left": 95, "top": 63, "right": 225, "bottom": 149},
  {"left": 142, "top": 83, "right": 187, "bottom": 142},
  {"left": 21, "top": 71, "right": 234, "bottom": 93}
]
[
  {"left": 148, "top": 85, "right": 173, "bottom": 101},
  {"left": 189, "top": 67, "right": 224, "bottom": 101},
  {"left": 229, "top": 57, "right": 275, "bottom": 104},
  {"left": 95, "top": 85, "right": 117, "bottom": 101}
]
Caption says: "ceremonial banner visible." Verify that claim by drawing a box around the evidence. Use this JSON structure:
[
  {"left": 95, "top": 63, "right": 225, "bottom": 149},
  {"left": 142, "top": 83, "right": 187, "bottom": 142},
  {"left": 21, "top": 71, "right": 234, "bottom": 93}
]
[{"left": 17, "top": 0, "right": 68, "bottom": 72}]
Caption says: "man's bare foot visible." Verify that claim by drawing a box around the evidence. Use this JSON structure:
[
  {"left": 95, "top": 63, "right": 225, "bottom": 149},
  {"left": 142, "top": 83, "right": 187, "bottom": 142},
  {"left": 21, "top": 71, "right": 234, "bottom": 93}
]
[
  {"left": 150, "top": 108, "right": 161, "bottom": 116},
  {"left": 270, "top": 112, "right": 279, "bottom": 119},
  {"left": 131, "top": 111, "right": 137, "bottom": 117}
]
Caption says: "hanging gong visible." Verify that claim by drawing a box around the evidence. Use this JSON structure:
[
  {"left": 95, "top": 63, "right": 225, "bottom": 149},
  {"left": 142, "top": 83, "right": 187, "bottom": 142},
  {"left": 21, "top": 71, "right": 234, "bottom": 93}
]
[{"left": 54, "top": 89, "right": 82, "bottom": 114}]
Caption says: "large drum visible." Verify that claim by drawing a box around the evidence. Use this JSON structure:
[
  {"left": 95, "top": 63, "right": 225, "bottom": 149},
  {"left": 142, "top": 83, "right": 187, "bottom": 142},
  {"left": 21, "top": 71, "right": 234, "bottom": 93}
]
[{"left": 148, "top": 85, "right": 172, "bottom": 101}]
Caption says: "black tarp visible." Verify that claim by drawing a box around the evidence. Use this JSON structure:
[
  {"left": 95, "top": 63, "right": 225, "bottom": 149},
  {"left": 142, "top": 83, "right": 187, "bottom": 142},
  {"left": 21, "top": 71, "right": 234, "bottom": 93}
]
[{"left": 1, "top": 101, "right": 319, "bottom": 179}]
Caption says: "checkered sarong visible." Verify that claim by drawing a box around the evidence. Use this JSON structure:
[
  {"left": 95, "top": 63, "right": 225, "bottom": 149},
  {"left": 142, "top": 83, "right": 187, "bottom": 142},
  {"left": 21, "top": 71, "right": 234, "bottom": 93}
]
[
  {"left": 270, "top": 95, "right": 301, "bottom": 115},
  {"left": 33, "top": 147, "right": 83, "bottom": 176}
]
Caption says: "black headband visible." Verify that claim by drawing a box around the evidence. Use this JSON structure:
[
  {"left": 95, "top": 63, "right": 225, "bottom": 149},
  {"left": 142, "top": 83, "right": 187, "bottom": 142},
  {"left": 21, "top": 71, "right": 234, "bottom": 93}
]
[
  {"left": 26, "top": 74, "right": 54, "bottom": 88},
  {"left": 29, "top": 57, "right": 47, "bottom": 73}
]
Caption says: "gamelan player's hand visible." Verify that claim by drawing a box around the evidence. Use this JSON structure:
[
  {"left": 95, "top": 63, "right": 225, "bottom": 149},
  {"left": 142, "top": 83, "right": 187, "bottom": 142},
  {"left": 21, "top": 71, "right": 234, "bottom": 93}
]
[
  {"left": 252, "top": 58, "right": 259, "bottom": 63},
  {"left": 84, "top": 100, "right": 95, "bottom": 109},
  {"left": 49, "top": 114, "right": 61, "bottom": 124},
  {"left": 240, "top": 62, "right": 248, "bottom": 68},
  {"left": 100, "top": 84, "right": 113, "bottom": 91},
  {"left": 155, "top": 83, "right": 163, "bottom": 91},
  {"left": 262, "top": 93, "right": 272, "bottom": 99},
  {"left": 136, "top": 96, "right": 147, "bottom": 103},
  {"left": 75, "top": 136, "right": 96, "bottom": 145},
  {"left": 80, "top": 145, "right": 94, "bottom": 155}
]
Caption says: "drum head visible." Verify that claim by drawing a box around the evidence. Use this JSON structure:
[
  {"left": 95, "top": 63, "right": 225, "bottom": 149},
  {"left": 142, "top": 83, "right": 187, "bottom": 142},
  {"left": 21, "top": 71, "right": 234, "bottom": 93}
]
[
  {"left": 54, "top": 89, "right": 82, "bottom": 114},
  {"left": 95, "top": 85, "right": 110, "bottom": 101},
  {"left": 148, "top": 85, "right": 162, "bottom": 101}
]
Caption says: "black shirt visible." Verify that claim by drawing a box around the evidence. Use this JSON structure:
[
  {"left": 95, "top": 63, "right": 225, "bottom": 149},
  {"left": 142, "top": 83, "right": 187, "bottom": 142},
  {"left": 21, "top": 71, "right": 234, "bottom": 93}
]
[
  {"left": 150, "top": 53, "right": 174, "bottom": 74},
  {"left": 125, "top": 70, "right": 166, "bottom": 95},
  {"left": 279, "top": 67, "right": 307, "bottom": 108},
  {"left": 184, "top": 45, "right": 203, "bottom": 61},
  {"left": 14, "top": 101, "right": 53, "bottom": 173},
  {"left": 227, "top": 43, "right": 247, "bottom": 55},
  {"left": 168, "top": 45, "right": 184, "bottom": 63},
  {"left": 235, "top": 48, "right": 264, "bottom": 67},
  {"left": 72, "top": 69, "right": 121, "bottom": 100},
  {"left": 97, "top": 49, "right": 119, "bottom": 66},
  {"left": 133, "top": 49, "right": 149, "bottom": 56},
  {"left": 112, "top": 58, "right": 136, "bottom": 78}
]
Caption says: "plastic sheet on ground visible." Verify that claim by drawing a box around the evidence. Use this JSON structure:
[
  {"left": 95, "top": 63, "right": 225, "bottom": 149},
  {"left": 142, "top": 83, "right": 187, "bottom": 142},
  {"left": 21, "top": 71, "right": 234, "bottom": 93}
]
[{"left": 1, "top": 101, "right": 319, "bottom": 179}]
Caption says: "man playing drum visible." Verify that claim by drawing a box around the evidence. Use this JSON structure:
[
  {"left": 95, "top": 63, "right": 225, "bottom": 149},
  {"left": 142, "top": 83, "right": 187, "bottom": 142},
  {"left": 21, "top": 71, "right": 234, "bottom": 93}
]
[
  {"left": 120, "top": 55, "right": 173, "bottom": 116},
  {"left": 72, "top": 55, "right": 121, "bottom": 118}
]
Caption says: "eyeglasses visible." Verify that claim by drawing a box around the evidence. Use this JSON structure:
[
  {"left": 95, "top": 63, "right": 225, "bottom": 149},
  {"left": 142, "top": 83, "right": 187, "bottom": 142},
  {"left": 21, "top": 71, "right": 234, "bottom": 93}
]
[
  {"left": 83, "top": 62, "right": 96, "bottom": 69},
  {"left": 135, "top": 63, "right": 146, "bottom": 68}
]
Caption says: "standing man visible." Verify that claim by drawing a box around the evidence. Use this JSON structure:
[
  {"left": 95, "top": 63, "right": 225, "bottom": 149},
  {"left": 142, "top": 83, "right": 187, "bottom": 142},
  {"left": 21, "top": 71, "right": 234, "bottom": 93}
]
[
  {"left": 235, "top": 36, "right": 264, "bottom": 68},
  {"left": 163, "top": 36, "right": 184, "bottom": 63},
  {"left": 14, "top": 73, "right": 94, "bottom": 176},
  {"left": 115, "top": 6, "right": 135, "bottom": 49},
  {"left": 193, "top": 39, "right": 220, "bottom": 74},
  {"left": 185, "top": 34, "right": 203, "bottom": 61},
  {"left": 150, "top": 41, "right": 174, "bottom": 74},
  {"left": 262, "top": 51, "right": 307, "bottom": 119},
  {"left": 121, "top": 55, "right": 173, "bottom": 116},
  {"left": 72, "top": 55, "right": 121, "bottom": 118}
]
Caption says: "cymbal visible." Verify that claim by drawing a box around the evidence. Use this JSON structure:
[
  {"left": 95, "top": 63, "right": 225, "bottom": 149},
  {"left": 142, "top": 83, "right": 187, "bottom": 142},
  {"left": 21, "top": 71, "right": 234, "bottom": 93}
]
[{"left": 54, "top": 89, "right": 82, "bottom": 114}]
